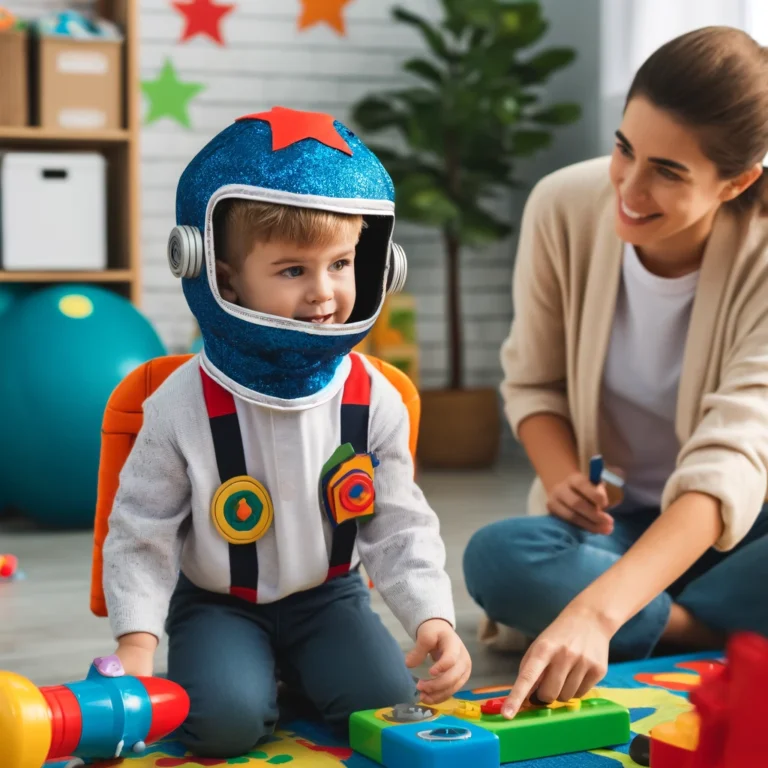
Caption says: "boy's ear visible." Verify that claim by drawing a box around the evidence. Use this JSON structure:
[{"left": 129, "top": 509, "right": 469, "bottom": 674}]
[{"left": 215, "top": 259, "right": 239, "bottom": 304}]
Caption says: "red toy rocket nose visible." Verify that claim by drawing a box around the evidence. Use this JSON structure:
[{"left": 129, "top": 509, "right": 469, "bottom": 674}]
[{"left": 140, "top": 677, "right": 190, "bottom": 744}]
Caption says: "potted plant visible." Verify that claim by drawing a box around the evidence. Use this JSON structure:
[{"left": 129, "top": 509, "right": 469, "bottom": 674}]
[{"left": 352, "top": 0, "right": 580, "bottom": 468}]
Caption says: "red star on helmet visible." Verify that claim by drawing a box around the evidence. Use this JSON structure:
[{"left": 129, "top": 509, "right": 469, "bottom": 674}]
[{"left": 236, "top": 106, "right": 353, "bottom": 156}]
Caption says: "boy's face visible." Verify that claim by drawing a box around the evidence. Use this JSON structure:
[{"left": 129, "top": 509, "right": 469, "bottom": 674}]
[{"left": 216, "top": 234, "right": 357, "bottom": 325}]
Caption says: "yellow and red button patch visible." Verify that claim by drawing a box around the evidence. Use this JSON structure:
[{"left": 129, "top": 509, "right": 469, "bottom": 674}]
[
  {"left": 321, "top": 444, "right": 376, "bottom": 527},
  {"left": 211, "top": 476, "right": 273, "bottom": 544}
]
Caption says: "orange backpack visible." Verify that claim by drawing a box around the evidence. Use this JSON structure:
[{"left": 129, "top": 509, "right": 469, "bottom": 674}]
[{"left": 90, "top": 353, "right": 420, "bottom": 617}]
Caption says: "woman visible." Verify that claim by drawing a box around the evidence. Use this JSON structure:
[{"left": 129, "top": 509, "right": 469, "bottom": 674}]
[{"left": 463, "top": 26, "right": 768, "bottom": 719}]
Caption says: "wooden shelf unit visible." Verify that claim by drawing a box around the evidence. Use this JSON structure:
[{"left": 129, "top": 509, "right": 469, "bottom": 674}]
[
  {"left": 0, "top": 0, "right": 141, "bottom": 304},
  {"left": 0, "top": 126, "right": 130, "bottom": 144},
  {"left": 0, "top": 268, "right": 132, "bottom": 283}
]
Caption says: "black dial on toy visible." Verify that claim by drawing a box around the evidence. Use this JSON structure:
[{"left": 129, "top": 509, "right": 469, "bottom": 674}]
[{"left": 629, "top": 734, "right": 650, "bottom": 766}]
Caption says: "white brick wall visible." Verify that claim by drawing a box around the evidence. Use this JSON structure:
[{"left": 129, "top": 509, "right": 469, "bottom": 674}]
[
  {"left": 5, "top": 0, "right": 518, "bottom": 391},
  {"left": 137, "top": 0, "right": 518, "bottom": 391},
  {"left": 7, "top": 0, "right": 608, "bottom": 414}
]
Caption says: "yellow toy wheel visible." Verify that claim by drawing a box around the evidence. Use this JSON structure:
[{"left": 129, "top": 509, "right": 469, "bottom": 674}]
[{"left": 0, "top": 671, "right": 52, "bottom": 768}]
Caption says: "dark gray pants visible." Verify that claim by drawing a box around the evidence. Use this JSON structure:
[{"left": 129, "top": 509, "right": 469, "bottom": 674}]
[{"left": 165, "top": 570, "right": 417, "bottom": 758}]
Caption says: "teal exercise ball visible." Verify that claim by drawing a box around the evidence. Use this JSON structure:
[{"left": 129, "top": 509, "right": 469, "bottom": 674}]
[
  {"left": 0, "top": 284, "right": 33, "bottom": 515},
  {"left": 0, "top": 284, "right": 33, "bottom": 319},
  {"left": 0, "top": 285, "right": 167, "bottom": 528}
]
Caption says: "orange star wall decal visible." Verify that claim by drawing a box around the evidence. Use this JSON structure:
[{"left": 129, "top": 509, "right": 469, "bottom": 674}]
[
  {"left": 237, "top": 106, "right": 353, "bottom": 156},
  {"left": 173, "top": 0, "right": 235, "bottom": 45},
  {"left": 298, "top": 0, "right": 355, "bottom": 36}
]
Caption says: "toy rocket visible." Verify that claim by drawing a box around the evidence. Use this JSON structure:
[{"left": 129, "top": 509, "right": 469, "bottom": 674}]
[
  {"left": 0, "top": 656, "right": 189, "bottom": 768},
  {"left": 647, "top": 632, "right": 768, "bottom": 767}
]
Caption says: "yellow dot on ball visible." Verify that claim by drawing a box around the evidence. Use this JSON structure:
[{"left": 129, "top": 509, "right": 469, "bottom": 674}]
[{"left": 58, "top": 294, "right": 94, "bottom": 319}]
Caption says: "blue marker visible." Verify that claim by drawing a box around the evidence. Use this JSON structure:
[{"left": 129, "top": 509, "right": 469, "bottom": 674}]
[
  {"left": 589, "top": 454, "right": 625, "bottom": 490},
  {"left": 589, "top": 455, "right": 604, "bottom": 485}
]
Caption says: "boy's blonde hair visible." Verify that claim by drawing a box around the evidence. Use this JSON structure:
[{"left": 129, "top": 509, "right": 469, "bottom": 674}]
[{"left": 214, "top": 199, "right": 365, "bottom": 266}]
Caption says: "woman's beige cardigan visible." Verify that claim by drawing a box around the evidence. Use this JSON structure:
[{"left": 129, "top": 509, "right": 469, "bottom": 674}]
[{"left": 501, "top": 156, "right": 768, "bottom": 552}]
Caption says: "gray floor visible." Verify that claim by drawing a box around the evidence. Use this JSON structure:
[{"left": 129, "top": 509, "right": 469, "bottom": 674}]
[{"left": 0, "top": 462, "right": 533, "bottom": 689}]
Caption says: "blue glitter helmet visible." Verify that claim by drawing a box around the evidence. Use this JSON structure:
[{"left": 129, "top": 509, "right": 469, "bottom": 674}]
[{"left": 166, "top": 106, "right": 407, "bottom": 400}]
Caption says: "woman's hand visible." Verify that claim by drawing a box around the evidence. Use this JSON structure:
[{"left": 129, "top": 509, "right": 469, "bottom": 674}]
[
  {"left": 501, "top": 492, "right": 724, "bottom": 719},
  {"left": 500, "top": 605, "right": 612, "bottom": 718},
  {"left": 546, "top": 472, "right": 614, "bottom": 535}
]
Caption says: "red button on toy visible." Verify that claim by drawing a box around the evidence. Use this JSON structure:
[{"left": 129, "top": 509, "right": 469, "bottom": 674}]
[{"left": 481, "top": 697, "right": 505, "bottom": 715}]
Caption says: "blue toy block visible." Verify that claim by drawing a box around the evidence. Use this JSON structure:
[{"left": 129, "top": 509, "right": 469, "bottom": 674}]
[{"left": 381, "top": 715, "right": 499, "bottom": 768}]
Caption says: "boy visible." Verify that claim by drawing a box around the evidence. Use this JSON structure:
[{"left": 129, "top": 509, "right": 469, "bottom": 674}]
[{"left": 101, "top": 107, "right": 470, "bottom": 758}]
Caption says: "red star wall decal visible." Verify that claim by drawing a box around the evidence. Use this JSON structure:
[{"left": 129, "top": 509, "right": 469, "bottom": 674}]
[
  {"left": 298, "top": 0, "right": 354, "bottom": 36},
  {"left": 237, "top": 106, "right": 353, "bottom": 156},
  {"left": 173, "top": 0, "right": 235, "bottom": 45}
]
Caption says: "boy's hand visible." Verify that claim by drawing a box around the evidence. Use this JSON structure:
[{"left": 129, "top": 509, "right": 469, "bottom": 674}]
[
  {"left": 113, "top": 632, "right": 158, "bottom": 677},
  {"left": 406, "top": 619, "right": 471, "bottom": 704},
  {"left": 115, "top": 644, "right": 155, "bottom": 677}
]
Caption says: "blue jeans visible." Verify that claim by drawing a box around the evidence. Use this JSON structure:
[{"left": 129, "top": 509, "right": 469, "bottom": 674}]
[
  {"left": 463, "top": 501, "right": 768, "bottom": 660},
  {"left": 165, "top": 570, "right": 417, "bottom": 757}
]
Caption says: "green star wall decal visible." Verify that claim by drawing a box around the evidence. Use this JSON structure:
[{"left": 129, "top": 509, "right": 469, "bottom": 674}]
[{"left": 141, "top": 58, "right": 205, "bottom": 128}]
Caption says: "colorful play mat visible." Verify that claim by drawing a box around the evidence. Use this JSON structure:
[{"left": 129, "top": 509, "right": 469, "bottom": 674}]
[{"left": 108, "top": 651, "right": 719, "bottom": 767}]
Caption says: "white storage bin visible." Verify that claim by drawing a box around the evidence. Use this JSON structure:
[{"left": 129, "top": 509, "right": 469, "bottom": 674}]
[{"left": 0, "top": 152, "right": 107, "bottom": 271}]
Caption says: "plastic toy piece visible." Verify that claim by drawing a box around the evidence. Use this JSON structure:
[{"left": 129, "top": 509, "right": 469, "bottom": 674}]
[
  {"left": 453, "top": 701, "right": 481, "bottom": 720},
  {"left": 0, "top": 659, "right": 189, "bottom": 768},
  {"left": 92, "top": 654, "right": 125, "bottom": 677},
  {"left": 629, "top": 733, "right": 650, "bottom": 765},
  {"left": 650, "top": 712, "right": 699, "bottom": 767},
  {"left": 383, "top": 716, "right": 500, "bottom": 768},
  {"left": 389, "top": 704, "right": 437, "bottom": 723},
  {"left": 483, "top": 697, "right": 628, "bottom": 763},
  {"left": 481, "top": 698, "right": 505, "bottom": 716},
  {"left": 649, "top": 632, "right": 768, "bottom": 767},
  {"left": 0, "top": 554, "right": 19, "bottom": 580},
  {"left": 350, "top": 696, "right": 630, "bottom": 766}
]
